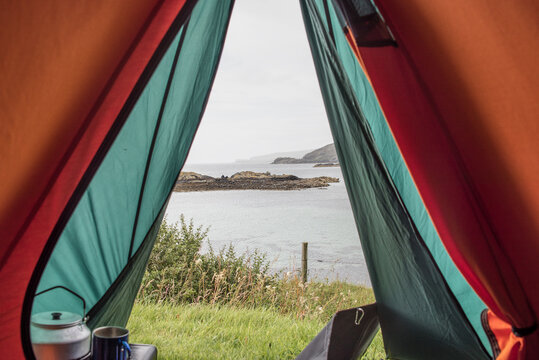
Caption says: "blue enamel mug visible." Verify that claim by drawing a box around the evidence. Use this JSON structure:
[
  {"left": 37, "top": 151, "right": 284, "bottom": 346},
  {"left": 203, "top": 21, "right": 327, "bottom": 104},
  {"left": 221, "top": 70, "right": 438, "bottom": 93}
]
[{"left": 92, "top": 326, "right": 131, "bottom": 360}]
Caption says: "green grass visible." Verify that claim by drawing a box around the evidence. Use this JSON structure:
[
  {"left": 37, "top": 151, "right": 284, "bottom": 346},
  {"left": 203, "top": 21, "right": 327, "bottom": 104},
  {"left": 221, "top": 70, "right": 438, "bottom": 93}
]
[
  {"left": 131, "top": 218, "right": 386, "bottom": 359},
  {"left": 128, "top": 302, "right": 385, "bottom": 359}
]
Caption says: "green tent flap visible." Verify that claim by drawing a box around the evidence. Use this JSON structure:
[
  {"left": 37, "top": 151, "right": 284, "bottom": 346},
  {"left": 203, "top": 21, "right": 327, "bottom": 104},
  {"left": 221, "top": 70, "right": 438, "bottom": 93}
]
[
  {"left": 1, "top": 0, "right": 534, "bottom": 358},
  {"left": 301, "top": 0, "right": 489, "bottom": 358},
  {"left": 33, "top": 0, "right": 235, "bottom": 326},
  {"left": 87, "top": 205, "right": 167, "bottom": 329},
  {"left": 319, "top": 0, "right": 490, "bottom": 352}
]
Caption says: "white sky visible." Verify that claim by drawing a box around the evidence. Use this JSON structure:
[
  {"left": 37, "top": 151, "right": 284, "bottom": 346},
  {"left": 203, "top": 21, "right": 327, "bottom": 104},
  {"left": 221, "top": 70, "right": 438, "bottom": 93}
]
[{"left": 185, "top": 0, "right": 333, "bottom": 164}]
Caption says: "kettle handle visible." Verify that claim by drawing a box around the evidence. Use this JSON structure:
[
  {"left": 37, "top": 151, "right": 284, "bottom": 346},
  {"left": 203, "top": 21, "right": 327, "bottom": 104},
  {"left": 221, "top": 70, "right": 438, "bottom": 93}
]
[{"left": 34, "top": 285, "right": 87, "bottom": 320}]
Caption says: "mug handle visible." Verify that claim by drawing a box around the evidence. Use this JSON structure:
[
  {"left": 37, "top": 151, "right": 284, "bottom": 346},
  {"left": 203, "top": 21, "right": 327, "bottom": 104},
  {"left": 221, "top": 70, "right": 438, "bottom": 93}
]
[{"left": 121, "top": 340, "right": 131, "bottom": 357}]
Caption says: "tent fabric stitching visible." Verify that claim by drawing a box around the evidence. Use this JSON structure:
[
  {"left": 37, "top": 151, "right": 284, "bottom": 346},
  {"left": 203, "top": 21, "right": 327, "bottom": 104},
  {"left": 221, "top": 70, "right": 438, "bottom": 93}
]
[
  {"left": 0, "top": 1, "right": 167, "bottom": 271},
  {"left": 67, "top": 0, "right": 236, "bottom": 330},
  {"left": 330, "top": 0, "right": 492, "bottom": 350},
  {"left": 128, "top": 18, "right": 192, "bottom": 260},
  {"left": 352, "top": 2, "right": 539, "bottom": 358},
  {"left": 25, "top": 0, "right": 235, "bottom": 356},
  {"left": 321, "top": 4, "right": 487, "bottom": 347},
  {"left": 302, "top": 0, "right": 489, "bottom": 358},
  {"left": 86, "top": 199, "right": 170, "bottom": 326},
  {"left": 18, "top": 2, "right": 200, "bottom": 357}
]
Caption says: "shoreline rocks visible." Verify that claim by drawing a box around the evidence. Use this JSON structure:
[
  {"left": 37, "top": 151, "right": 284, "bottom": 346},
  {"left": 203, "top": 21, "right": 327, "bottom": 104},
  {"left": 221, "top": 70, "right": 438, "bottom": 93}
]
[
  {"left": 174, "top": 171, "right": 339, "bottom": 192},
  {"left": 313, "top": 163, "right": 339, "bottom": 167}
]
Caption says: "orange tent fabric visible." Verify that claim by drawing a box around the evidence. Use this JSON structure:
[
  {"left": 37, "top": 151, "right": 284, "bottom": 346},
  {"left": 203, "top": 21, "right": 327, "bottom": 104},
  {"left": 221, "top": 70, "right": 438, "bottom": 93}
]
[
  {"left": 487, "top": 310, "right": 524, "bottom": 359},
  {"left": 0, "top": 0, "right": 194, "bottom": 357},
  {"left": 343, "top": 0, "right": 539, "bottom": 359}
]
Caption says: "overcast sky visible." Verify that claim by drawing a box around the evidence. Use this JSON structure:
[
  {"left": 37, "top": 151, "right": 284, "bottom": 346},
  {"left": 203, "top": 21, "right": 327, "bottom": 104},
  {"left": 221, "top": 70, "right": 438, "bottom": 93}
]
[{"left": 185, "top": 0, "right": 333, "bottom": 164}]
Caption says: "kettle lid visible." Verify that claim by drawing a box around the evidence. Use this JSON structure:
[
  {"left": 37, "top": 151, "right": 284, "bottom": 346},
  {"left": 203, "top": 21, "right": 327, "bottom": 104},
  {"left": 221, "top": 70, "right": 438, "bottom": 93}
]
[{"left": 31, "top": 311, "right": 83, "bottom": 329}]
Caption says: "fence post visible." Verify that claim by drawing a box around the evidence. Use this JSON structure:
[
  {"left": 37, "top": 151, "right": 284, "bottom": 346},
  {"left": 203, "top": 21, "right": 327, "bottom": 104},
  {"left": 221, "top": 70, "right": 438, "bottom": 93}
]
[{"left": 302, "top": 242, "right": 308, "bottom": 283}]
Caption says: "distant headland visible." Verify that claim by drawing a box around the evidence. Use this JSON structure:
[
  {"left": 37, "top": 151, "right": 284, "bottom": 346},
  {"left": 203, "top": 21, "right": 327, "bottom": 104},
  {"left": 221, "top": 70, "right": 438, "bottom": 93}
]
[{"left": 272, "top": 144, "right": 339, "bottom": 166}]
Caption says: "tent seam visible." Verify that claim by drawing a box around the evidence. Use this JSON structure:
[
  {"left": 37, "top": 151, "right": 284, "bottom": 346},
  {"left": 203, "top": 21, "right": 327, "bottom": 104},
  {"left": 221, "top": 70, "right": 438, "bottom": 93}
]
[
  {"left": 127, "top": 17, "right": 192, "bottom": 260},
  {"left": 19, "top": 1, "right": 200, "bottom": 358}
]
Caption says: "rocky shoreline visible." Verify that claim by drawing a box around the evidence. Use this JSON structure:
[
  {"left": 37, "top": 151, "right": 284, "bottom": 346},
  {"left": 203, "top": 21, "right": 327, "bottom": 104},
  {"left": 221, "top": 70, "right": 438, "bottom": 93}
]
[
  {"left": 174, "top": 171, "right": 339, "bottom": 192},
  {"left": 313, "top": 163, "right": 339, "bottom": 167}
]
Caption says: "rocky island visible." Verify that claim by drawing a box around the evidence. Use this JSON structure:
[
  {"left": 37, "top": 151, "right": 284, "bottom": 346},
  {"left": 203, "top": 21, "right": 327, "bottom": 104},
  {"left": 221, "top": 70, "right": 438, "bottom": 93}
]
[{"left": 174, "top": 171, "right": 339, "bottom": 192}]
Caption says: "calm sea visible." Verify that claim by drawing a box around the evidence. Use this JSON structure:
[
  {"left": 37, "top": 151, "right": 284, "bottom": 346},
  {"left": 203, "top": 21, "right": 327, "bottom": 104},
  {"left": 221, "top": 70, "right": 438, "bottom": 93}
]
[{"left": 165, "top": 163, "right": 371, "bottom": 286}]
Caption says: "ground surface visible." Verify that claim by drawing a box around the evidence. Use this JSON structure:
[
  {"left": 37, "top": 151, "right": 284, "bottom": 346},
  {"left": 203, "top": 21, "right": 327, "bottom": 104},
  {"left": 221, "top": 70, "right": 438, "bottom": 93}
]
[{"left": 128, "top": 302, "right": 385, "bottom": 359}]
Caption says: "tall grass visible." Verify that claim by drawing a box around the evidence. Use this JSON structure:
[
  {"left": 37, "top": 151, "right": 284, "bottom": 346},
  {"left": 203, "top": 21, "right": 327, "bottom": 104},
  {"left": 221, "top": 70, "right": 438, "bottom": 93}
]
[
  {"left": 139, "top": 217, "right": 375, "bottom": 319},
  {"left": 135, "top": 217, "right": 385, "bottom": 359}
]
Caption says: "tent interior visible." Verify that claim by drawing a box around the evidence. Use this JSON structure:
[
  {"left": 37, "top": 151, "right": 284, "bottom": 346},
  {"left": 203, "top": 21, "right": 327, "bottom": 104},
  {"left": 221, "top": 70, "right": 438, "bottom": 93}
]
[{"left": 0, "top": 0, "right": 537, "bottom": 359}]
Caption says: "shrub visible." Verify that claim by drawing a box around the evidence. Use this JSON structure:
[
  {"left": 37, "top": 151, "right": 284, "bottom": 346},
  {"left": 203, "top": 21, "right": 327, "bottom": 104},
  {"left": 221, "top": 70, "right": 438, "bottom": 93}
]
[
  {"left": 139, "top": 216, "right": 278, "bottom": 305},
  {"left": 138, "top": 217, "right": 375, "bottom": 321}
]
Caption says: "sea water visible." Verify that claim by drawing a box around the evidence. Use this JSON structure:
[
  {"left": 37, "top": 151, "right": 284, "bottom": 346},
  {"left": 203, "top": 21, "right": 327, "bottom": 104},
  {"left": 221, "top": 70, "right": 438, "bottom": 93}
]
[{"left": 165, "top": 163, "right": 371, "bottom": 286}]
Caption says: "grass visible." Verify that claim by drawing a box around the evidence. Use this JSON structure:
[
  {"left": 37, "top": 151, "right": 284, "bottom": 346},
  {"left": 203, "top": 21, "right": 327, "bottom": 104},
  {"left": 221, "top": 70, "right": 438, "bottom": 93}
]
[
  {"left": 131, "top": 218, "right": 386, "bottom": 359},
  {"left": 128, "top": 302, "right": 385, "bottom": 360}
]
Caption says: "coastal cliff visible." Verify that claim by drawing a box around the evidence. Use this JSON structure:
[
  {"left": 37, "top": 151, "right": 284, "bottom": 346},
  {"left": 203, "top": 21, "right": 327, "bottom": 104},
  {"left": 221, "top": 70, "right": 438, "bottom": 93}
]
[
  {"left": 174, "top": 171, "right": 339, "bottom": 192},
  {"left": 272, "top": 143, "right": 338, "bottom": 165}
]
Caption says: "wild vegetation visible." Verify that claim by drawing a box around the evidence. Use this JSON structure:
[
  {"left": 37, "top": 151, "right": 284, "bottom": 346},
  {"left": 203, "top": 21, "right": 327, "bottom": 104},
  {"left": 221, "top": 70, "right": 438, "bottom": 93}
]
[{"left": 131, "top": 217, "right": 385, "bottom": 359}]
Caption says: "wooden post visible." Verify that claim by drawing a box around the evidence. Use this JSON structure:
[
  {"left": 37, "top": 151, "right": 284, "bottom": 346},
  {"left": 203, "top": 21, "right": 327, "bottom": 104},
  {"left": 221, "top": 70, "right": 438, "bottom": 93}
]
[{"left": 302, "top": 242, "right": 308, "bottom": 283}]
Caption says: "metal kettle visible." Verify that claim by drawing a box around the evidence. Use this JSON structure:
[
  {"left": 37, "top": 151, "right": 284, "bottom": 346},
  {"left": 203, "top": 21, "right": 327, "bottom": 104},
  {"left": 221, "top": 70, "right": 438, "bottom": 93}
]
[{"left": 30, "top": 286, "right": 91, "bottom": 360}]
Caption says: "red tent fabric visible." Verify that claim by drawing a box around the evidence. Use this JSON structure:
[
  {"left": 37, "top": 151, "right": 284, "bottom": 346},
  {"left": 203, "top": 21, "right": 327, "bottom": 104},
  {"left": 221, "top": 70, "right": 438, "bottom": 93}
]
[
  {"left": 342, "top": 1, "right": 539, "bottom": 359},
  {"left": 0, "top": 1, "right": 196, "bottom": 357},
  {"left": 2, "top": 0, "right": 537, "bottom": 358}
]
